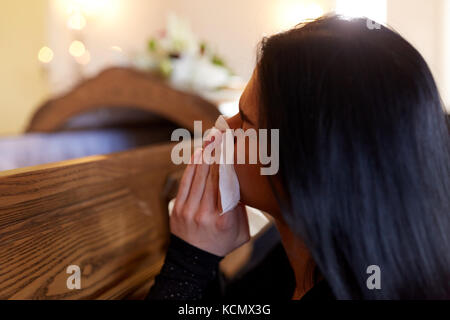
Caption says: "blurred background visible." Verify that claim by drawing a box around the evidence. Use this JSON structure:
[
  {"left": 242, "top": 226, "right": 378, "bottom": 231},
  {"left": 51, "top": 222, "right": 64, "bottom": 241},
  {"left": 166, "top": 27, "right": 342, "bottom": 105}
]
[
  {"left": 0, "top": 1, "right": 449, "bottom": 299},
  {"left": 0, "top": 0, "right": 449, "bottom": 135}
]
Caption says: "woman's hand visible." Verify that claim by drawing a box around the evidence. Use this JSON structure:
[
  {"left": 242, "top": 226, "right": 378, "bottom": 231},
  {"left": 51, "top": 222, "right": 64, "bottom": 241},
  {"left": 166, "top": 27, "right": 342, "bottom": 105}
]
[{"left": 170, "top": 147, "right": 250, "bottom": 257}]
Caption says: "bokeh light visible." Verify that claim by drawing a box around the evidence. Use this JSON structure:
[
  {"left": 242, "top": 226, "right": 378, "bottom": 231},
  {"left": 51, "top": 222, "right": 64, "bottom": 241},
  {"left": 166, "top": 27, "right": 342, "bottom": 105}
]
[
  {"left": 67, "top": 10, "right": 86, "bottom": 30},
  {"left": 69, "top": 40, "right": 86, "bottom": 57},
  {"left": 38, "top": 46, "right": 54, "bottom": 64}
]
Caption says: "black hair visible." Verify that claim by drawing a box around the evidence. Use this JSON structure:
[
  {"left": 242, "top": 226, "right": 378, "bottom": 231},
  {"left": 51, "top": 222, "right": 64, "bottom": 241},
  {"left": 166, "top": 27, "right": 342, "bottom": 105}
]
[{"left": 258, "top": 15, "right": 450, "bottom": 299}]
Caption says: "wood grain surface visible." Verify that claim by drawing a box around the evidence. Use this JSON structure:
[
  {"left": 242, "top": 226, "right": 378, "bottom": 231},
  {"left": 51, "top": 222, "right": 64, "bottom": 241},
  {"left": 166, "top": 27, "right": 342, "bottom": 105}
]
[
  {"left": 0, "top": 143, "right": 182, "bottom": 299},
  {"left": 26, "top": 67, "right": 221, "bottom": 133}
]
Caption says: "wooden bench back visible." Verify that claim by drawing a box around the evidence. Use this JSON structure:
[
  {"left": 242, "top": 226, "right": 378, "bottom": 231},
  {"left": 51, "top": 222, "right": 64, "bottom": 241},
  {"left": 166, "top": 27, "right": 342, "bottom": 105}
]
[{"left": 0, "top": 143, "right": 181, "bottom": 299}]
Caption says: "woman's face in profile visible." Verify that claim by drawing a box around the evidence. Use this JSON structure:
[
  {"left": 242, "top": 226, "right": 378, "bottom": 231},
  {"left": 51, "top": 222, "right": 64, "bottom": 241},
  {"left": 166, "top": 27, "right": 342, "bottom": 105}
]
[{"left": 226, "top": 68, "right": 281, "bottom": 217}]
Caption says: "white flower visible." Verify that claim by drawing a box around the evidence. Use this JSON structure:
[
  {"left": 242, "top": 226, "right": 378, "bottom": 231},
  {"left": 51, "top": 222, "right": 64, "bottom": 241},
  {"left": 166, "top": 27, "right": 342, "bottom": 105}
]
[
  {"left": 132, "top": 13, "right": 240, "bottom": 92},
  {"left": 160, "top": 13, "right": 198, "bottom": 55},
  {"left": 190, "top": 57, "right": 230, "bottom": 91},
  {"left": 170, "top": 55, "right": 230, "bottom": 91}
]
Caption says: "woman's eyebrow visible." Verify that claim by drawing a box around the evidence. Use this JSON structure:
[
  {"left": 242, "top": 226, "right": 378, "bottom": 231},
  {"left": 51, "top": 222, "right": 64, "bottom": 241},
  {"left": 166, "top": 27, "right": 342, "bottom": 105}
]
[{"left": 239, "top": 108, "right": 255, "bottom": 125}]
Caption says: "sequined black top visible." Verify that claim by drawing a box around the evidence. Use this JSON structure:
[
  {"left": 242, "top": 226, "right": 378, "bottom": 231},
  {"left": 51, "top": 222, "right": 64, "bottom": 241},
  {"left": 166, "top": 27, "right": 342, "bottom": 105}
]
[
  {"left": 146, "top": 234, "right": 334, "bottom": 300},
  {"left": 146, "top": 234, "right": 223, "bottom": 300}
]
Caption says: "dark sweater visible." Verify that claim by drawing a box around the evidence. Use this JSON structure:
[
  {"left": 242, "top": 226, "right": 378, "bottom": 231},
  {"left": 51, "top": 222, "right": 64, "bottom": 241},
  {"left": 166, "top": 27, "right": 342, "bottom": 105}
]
[{"left": 146, "top": 234, "right": 334, "bottom": 300}]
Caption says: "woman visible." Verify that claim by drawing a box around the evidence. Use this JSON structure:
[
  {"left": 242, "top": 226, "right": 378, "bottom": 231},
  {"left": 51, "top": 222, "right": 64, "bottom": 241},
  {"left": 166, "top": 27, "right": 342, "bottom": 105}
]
[{"left": 148, "top": 15, "right": 450, "bottom": 300}]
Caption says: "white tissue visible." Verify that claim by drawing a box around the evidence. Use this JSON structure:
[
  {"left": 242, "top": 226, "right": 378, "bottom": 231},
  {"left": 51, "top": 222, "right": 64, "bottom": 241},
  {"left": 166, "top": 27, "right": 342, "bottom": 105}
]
[{"left": 214, "top": 116, "right": 241, "bottom": 214}]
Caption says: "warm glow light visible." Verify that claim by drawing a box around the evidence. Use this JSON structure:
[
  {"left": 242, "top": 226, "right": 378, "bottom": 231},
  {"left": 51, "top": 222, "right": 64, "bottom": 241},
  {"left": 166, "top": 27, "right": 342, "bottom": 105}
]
[
  {"left": 62, "top": 0, "right": 119, "bottom": 18},
  {"left": 219, "top": 101, "right": 239, "bottom": 117},
  {"left": 75, "top": 49, "right": 91, "bottom": 65},
  {"left": 67, "top": 11, "right": 86, "bottom": 30},
  {"left": 110, "top": 46, "right": 122, "bottom": 52},
  {"left": 38, "top": 46, "right": 54, "bottom": 64},
  {"left": 277, "top": 1, "right": 324, "bottom": 31},
  {"left": 336, "top": 0, "right": 387, "bottom": 24},
  {"left": 69, "top": 40, "right": 86, "bottom": 57},
  {"left": 75, "top": 0, "right": 110, "bottom": 16}
]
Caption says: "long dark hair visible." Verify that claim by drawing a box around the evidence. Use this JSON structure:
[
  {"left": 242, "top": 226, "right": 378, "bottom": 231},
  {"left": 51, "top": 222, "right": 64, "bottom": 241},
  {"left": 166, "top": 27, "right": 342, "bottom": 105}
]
[{"left": 258, "top": 15, "right": 450, "bottom": 299}]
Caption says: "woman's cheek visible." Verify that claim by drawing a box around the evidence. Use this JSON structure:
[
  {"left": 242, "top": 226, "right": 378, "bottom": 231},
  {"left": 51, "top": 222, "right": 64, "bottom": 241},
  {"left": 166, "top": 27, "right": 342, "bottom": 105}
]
[
  {"left": 234, "top": 162, "right": 280, "bottom": 218},
  {"left": 226, "top": 114, "right": 280, "bottom": 217}
]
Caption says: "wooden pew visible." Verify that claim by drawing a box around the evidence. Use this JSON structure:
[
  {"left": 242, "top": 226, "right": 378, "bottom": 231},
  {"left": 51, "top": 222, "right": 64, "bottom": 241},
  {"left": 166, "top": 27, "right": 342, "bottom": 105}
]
[
  {"left": 0, "top": 142, "right": 181, "bottom": 299},
  {"left": 0, "top": 67, "right": 262, "bottom": 299}
]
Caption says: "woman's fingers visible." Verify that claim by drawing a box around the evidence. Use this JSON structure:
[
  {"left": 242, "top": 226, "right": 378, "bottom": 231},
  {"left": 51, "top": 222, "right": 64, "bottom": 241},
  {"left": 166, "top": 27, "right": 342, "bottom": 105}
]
[
  {"left": 183, "top": 151, "right": 210, "bottom": 217},
  {"left": 174, "top": 149, "right": 201, "bottom": 212},
  {"left": 200, "top": 162, "right": 219, "bottom": 211}
]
